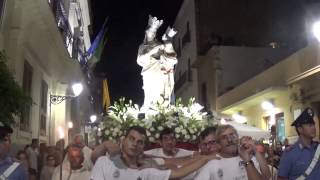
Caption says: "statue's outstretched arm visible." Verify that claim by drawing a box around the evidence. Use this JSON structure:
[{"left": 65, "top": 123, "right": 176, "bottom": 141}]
[{"left": 162, "top": 27, "right": 177, "bottom": 42}]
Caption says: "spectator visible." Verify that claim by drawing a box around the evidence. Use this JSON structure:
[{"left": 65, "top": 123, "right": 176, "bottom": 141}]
[
  {"left": 28, "top": 168, "right": 37, "bottom": 180},
  {"left": 52, "top": 145, "right": 91, "bottom": 180},
  {"left": 16, "top": 150, "right": 30, "bottom": 172},
  {"left": 26, "top": 138, "right": 39, "bottom": 172},
  {"left": 38, "top": 142, "right": 47, "bottom": 171},
  {"left": 72, "top": 134, "right": 93, "bottom": 170},
  {"left": 40, "top": 155, "right": 56, "bottom": 180},
  {"left": 0, "top": 122, "right": 28, "bottom": 179}
]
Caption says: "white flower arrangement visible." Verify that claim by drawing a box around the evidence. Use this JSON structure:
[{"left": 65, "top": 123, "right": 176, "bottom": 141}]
[{"left": 99, "top": 97, "right": 217, "bottom": 144}]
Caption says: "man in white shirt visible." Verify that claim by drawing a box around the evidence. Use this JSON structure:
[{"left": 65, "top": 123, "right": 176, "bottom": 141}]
[
  {"left": 26, "top": 138, "right": 39, "bottom": 172},
  {"left": 72, "top": 134, "right": 93, "bottom": 170},
  {"left": 52, "top": 145, "right": 91, "bottom": 180},
  {"left": 194, "top": 124, "right": 271, "bottom": 180},
  {"left": 144, "top": 128, "right": 194, "bottom": 158},
  {"left": 198, "top": 126, "right": 220, "bottom": 155},
  {"left": 90, "top": 126, "right": 217, "bottom": 180}
]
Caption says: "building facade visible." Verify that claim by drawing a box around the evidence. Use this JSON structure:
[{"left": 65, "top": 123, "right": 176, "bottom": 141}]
[
  {"left": 0, "top": 0, "right": 91, "bottom": 150},
  {"left": 173, "top": 0, "right": 302, "bottom": 110},
  {"left": 218, "top": 41, "right": 320, "bottom": 142},
  {"left": 173, "top": 0, "right": 318, "bottom": 142}
]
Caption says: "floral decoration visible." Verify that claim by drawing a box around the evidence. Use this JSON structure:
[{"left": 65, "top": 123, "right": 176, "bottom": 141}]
[{"left": 98, "top": 97, "right": 217, "bottom": 144}]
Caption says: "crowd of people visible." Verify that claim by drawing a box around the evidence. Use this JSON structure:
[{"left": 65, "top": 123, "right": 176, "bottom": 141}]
[{"left": 0, "top": 107, "right": 319, "bottom": 180}]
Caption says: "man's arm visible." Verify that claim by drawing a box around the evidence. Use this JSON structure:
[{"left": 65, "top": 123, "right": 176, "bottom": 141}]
[
  {"left": 243, "top": 160, "right": 265, "bottom": 180},
  {"left": 163, "top": 154, "right": 193, "bottom": 166},
  {"left": 239, "top": 136, "right": 269, "bottom": 180},
  {"left": 277, "top": 150, "right": 292, "bottom": 180},
  {"left": 169, "top": 154, "right": 218, "bottom": 179},
  {"left": 255, "top": 151, "right": 271, "bottom": 179},
  {"left": 91, "top": 141, "right": 120, "bottom": 163}
]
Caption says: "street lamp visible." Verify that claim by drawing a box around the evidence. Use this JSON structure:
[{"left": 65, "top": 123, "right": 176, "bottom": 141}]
[
  {"left": 49, "top": 82, "right": 83, "bottom": 145},
  {"left": 90, "top": 115, "right": 97, "bottom": 123},
  {"left": 50, "top": 82, "right": 83, "bottom": 104}
]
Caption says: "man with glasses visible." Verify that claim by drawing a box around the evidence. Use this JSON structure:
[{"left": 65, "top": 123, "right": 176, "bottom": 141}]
[
  {"left": 194, "top": 124, "right": 271, "bottom": 180},
  {"left": 0, "top": 122, "right": 28, "bottom": 180},
  {"left": 198, "top": 126, "right": 220, "bottom": 155}
]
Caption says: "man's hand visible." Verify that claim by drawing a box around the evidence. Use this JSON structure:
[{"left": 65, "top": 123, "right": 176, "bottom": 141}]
[{"left": 103, "top": 140, "right": 120, "bottom": 156}]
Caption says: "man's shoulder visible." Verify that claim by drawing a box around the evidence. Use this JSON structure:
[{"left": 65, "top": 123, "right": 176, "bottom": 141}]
[
  {"left": 177, "top": 148, "right": 193, "bottom": 153},
  {"left": 145, "top": 148, "right": 161, "bottom": 152},
  {"left": 204, "top": 159, "right": 220, "bottom": 168},
  {"left": 176, "top": 148, "right": 194, "bottom": 156},
  {"left": 96, "top": 155, "right": 112, "bottom": 163},
  {"left": 144, "top": 148, "right": 162, "bottom": 155},
  {"left": 283, "top": 142, "right": 299, "bottom": 154}
]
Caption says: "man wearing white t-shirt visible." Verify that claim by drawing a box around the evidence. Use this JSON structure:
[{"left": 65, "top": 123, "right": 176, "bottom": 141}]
[
  {"left": 90, "top": 126, "right": 218, "bottom": 180},
  {"left": 144, "top": 128, "right": 194, "bottom": 158},
  {"left": 194, "top": 125, "right": 271, "bottom": 180},
  {"left": 52, "top": 145, "right": 91, "bottom": 180},
  {"left": 26, "top": 139, "right": 39, "bottom": 172}
]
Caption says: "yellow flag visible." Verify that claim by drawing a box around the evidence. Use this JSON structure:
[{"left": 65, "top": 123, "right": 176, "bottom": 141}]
[{"left": 102, "top": 79, "right": 111, "bottom": 112}]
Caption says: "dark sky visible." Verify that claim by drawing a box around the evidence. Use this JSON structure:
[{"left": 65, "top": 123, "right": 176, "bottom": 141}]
[{"left": 91, "top": 0, "right": 183, "bottom": 105}]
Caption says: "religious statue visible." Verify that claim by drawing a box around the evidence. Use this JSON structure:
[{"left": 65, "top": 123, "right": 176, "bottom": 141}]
[{"left": 137, "top": 15, "right": 178, "bottom": 111}]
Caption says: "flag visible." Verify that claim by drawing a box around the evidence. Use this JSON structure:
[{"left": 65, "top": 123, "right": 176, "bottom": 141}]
[
  {"left": 102, "top": 79, "right": 111, "bottom": 113},
  {"left": 87, "top": 18, "right": 108, "bottom": 68}
]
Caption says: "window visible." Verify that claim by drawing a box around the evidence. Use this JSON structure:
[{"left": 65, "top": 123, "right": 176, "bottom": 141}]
[
  {"left": 0, "top": 0, "right": 6, "bottom": 27},
  {"left": 175, "top": 38, "right": 181, "bottom": 58},
  {"left": 188, "top": 58, "right": 192, "bottom": 81},
  {"left": 21, "top": 61, "right": 33, "bottom": 131},
  {"left": 264, "top": 112, "right": 285, "bottom": 143},
  {"left": 201, "top": 83, "right": 208, "bottom": 110},
  {"left": 40, "top": 80, "right": 48, "bottom": 136},
  {"left": 182, "top": 22, "right": 191, "bottom": 48},
  {"left": 275, "top": 113, "right": 285, "bottom": 143}
]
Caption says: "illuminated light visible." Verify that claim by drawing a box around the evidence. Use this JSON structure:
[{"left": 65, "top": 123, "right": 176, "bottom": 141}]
[
  {"left": 261, "top": 101, "right": 274, "bottom": 110},
  {"left": 68, "top": 121, "right": 73, "bottom": 129},
  {"left": 90, "top": 115, "right": 97, "bottom": 123},
  {"left": 312, "top": 21, "right": 320, "bottom": 42},
  {"left": 57, "top": 126, "right": 64, "bottom": 139},
  {"left": 220, "top": 118, "right": 227, "bottom": 124},
  {"left": 72, "top": 83, "right": 83, "bottom": 97},
  {"left": 232, "top": 113, "right": 247, "bottom": 123}
]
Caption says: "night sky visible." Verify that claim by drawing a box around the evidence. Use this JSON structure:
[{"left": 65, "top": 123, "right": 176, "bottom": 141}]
[{"left": 91, "top": 0, "right": 183, "bottom": 105}]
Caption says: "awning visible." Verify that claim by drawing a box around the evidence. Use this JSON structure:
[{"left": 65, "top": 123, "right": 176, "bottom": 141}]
[{"left": 224, "top": 121, "right": 270, "bottom": 140}]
